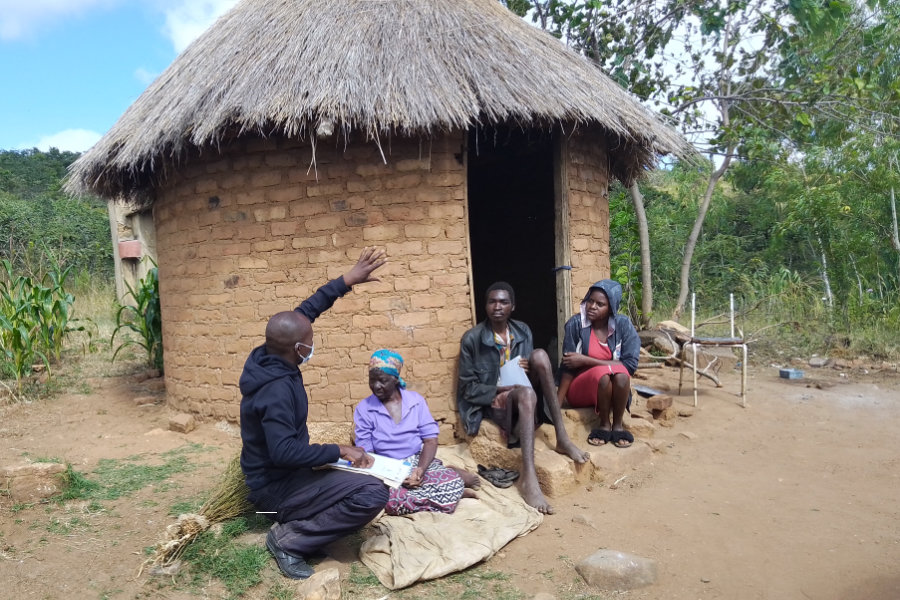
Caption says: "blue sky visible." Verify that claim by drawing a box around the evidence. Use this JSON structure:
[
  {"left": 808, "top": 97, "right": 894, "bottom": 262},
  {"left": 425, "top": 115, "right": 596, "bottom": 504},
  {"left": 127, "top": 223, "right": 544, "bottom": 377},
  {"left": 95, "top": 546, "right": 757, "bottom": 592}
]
[{"left": 0, "top": 0, "right": 238, "bottom": 153}]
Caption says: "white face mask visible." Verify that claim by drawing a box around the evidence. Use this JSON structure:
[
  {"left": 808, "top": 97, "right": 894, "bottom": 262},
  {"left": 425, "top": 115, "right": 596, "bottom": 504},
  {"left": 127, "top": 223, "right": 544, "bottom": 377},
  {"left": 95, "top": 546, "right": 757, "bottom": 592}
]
[{"left": 295, "top": 341, "right": 314, "bottom": 364}]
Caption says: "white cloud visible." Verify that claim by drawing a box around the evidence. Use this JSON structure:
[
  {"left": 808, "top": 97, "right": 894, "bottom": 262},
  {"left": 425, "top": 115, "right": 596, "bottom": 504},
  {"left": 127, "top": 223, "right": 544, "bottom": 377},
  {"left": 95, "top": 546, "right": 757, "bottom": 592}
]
[
  {"left": 0, "top": 0, "right": 118, "bottom": 41},
  {"left": 30, "top": 129, "right": 103, "bottom": 152},
  {"left": 134, "top": 67, "right": 159, "bottom": 86},
  {"left": 162, "top": 0, "right": 238, "bottom": 53}
]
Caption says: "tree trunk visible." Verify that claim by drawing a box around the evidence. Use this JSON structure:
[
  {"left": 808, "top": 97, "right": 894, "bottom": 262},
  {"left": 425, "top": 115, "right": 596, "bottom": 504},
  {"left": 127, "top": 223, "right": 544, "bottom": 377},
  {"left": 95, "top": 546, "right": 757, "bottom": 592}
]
[
  {"left": 629, "top": 181, "right": 653, "bottom": 328},
  {"left": 891, "top": 185, "right": 899, "bottom": 252},
  {"left": 890, "top": 153, "right": 899, "bottom": 290},
  {"left": 817, "top": 234, "right": 834, "bottom": 310},
  {"left": 672, "top": 149, "right": 734, "bottom": 319}
]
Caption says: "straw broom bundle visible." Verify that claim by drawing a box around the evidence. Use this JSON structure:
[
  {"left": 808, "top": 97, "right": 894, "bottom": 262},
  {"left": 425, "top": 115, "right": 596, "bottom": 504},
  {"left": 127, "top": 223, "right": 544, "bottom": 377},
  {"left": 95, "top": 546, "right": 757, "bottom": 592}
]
[{"left": 139, "top": 453, "right": 253, "bottom": 576}]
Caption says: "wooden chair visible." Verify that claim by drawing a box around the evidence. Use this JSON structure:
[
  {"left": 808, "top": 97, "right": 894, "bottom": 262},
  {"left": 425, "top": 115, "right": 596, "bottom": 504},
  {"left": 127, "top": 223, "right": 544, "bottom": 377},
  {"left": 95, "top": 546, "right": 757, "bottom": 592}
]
[{"left": 678, "top": 293, "right": 748, "bottom": 407}]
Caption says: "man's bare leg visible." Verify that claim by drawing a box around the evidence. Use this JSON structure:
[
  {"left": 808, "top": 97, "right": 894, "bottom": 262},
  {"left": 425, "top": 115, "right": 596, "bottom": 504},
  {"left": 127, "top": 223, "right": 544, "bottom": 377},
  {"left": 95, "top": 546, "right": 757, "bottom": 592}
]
[
  {"left": 510, "top": 387, "right": 553, "bottom": 514},
  {"left": 528, "top": 349, "right": 589, "bottom": 463}
]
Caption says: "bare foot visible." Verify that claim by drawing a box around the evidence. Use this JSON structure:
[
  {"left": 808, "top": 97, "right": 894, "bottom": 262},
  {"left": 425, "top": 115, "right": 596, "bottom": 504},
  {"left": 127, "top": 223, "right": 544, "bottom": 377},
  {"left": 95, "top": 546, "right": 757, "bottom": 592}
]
[
  {"left": 519, "top": 476, "right": 554, "bottom": 514},
  {"left": 462, "top": 488, "right": 479, "bottom": 499},
  {"left": 556, "top": 438, "right": 590, "bottom": 463},
  {"left": 451, "top": 467, "right": 481, "bottom": 489}
]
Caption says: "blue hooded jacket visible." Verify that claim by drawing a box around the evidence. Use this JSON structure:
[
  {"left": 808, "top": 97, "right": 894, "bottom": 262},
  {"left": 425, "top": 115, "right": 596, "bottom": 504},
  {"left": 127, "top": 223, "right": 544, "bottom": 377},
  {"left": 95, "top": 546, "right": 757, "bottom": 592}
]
[{"left": 559, "top": 279, "right": 640, "bottom": 378}]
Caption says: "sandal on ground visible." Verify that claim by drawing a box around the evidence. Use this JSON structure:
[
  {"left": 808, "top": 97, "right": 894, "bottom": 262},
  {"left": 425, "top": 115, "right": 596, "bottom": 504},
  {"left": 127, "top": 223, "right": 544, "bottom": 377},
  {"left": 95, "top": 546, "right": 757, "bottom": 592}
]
[
  {"left": 587, "top": 429, "right": 612, "bottom": 446},
  {"left": 611, "top": 430, "right": 634, "bottom": 449},
  {"left": 477, "top": 464, "right": 519, "bottom": 488}
]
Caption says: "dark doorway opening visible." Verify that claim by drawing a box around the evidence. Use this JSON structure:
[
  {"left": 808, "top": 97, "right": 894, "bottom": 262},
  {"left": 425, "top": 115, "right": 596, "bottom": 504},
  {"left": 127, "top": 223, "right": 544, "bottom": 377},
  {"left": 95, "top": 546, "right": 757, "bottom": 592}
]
[{"left": 467, "top": 126, "right": 558, "bottom": 354}]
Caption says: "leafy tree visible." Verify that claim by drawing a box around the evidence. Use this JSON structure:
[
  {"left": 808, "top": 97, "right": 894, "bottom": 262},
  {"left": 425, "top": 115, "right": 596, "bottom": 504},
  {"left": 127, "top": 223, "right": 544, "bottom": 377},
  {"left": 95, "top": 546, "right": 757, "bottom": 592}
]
[
  {"left": 505, "top": 0, "right": 899, "bottom": 322},
  {"left": 0, "top": 149, "right": 112, "bottom": 279}
]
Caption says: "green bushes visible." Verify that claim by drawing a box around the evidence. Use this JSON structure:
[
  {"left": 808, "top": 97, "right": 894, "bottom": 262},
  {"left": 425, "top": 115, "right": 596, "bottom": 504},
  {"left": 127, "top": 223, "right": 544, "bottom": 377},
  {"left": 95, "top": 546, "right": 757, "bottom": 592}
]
[{"left": 0, "top": 149, "right": 113, "bottom": 279}]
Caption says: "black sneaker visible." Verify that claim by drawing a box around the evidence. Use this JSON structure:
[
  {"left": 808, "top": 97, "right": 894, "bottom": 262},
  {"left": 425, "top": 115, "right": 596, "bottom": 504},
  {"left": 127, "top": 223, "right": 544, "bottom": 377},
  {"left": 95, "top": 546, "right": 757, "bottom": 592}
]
[{"left": 266, "top": 530, "right": 314, "bottom": 579}]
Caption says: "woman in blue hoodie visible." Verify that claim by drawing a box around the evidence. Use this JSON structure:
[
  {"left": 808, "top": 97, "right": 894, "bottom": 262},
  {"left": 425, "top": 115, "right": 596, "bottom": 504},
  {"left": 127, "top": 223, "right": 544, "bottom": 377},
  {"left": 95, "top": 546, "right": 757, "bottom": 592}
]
[{"left": 557, "top": 280, "right": 640, "bottom": 448}]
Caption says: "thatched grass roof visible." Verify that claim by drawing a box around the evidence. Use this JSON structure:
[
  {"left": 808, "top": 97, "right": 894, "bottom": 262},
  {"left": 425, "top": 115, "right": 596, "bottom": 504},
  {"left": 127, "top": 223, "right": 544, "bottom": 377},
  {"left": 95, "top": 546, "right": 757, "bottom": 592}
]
[{"left": 67, "top": 0, "right": 694, "bottom": 197}]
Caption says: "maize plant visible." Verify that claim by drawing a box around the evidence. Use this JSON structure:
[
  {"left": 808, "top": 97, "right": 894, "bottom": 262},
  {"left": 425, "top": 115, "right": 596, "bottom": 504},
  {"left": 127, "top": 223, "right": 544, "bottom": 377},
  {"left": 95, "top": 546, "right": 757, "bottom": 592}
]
[
  {"left": 111, "top": 266, "right": 163, "bottom": 372},
  {"left": 0, "top": 259, "right": 81, "bottom": 391}
]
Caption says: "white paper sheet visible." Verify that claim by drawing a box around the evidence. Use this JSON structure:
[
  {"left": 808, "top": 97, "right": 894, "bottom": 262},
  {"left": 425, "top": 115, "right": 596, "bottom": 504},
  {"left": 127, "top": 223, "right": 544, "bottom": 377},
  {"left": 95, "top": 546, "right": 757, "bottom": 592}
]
[
  {"left": 498, "top": 355, "right": 533, "bottom": 388},
  {"left": 327, "top": 453, "right": 412, "bottom": 488}
]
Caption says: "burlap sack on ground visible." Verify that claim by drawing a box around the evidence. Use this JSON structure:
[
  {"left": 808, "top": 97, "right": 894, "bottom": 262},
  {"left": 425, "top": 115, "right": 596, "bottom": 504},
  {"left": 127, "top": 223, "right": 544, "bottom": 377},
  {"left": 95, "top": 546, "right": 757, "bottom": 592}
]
[{"left": 359, "top": 444, "right": 543, "bottom": 590}]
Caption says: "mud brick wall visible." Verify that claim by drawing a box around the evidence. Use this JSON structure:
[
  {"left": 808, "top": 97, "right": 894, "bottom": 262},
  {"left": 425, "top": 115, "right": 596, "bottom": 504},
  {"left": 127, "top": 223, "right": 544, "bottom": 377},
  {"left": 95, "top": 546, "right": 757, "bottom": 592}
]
[
  {"left": 566, "top": 128, "right": 611, "bottom": 311},
  {"left": 153, "top": 132, "right": 473, "bottom": 440}
]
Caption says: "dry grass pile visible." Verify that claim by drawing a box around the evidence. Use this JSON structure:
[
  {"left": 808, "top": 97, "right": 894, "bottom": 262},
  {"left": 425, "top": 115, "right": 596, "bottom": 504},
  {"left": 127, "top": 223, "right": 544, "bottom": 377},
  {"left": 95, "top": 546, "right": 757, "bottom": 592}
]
[{"left": 140, "top": 453, "right": 252, "bottom": 575}]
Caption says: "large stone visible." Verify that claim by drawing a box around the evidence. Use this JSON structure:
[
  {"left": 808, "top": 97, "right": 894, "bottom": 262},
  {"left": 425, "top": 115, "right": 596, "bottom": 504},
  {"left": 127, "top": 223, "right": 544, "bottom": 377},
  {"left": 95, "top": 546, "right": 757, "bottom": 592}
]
[
  {"left": 681, "top": 345, "right": 739, "bottom": 372},
  {"left": 645, "top": 395, "right": 673, "bottom": 411},
  {"left": 809, "top": 356, "right": 831, "bottom": 368},
  {"left": 575, "top": 549, "right": 658, "bottom": 591},
  {"left": 169, "top": 413, "right": 196, "bottom": 433},
  {"left": 534, "top": 448, "right": 587, "bottom": 498},
  {"left": 2, "top": 462, "right": 67, "bottom": 503},
  {"left": 291, "top": 567, "right": 340, "bottom": 600},
  {"left": 467, "top": 420, "right": 522, "bottom": 472},
  {"left": 653, "top": 406, "right": 678, "bottom": 425},
  {"left": 656, "top": 320, "right": 691, "bottom": 343},
  {"left": 638, "top": 330, "right": 677, "bottom": 357},
  {"left": 468, "top": 418, "right": 595, "bottom": 495}
]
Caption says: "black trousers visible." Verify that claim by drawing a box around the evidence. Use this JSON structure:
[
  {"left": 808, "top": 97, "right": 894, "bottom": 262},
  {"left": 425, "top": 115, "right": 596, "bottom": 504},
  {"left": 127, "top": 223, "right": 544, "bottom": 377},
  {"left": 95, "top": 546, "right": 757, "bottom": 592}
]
[{"left": 250, "top": 469, "right": 388, "bottom": 556}]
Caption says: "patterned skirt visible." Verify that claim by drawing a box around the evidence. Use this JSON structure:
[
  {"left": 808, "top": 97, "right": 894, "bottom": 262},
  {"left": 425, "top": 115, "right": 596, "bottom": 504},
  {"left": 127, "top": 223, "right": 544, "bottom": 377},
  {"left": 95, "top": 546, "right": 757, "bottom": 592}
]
[{"left": 384, "top": 453, "right": 465, "bottom": 516}]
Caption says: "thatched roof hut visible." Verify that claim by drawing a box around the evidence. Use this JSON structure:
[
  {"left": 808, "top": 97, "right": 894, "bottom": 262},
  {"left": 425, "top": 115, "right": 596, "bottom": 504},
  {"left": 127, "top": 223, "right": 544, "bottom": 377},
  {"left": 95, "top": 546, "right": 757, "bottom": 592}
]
[
  {"left": 68, "top": 0, "right": 691, "bottom": 429},
  {"left": 68, "top": 0, "right": 690, "bottom": 197}
]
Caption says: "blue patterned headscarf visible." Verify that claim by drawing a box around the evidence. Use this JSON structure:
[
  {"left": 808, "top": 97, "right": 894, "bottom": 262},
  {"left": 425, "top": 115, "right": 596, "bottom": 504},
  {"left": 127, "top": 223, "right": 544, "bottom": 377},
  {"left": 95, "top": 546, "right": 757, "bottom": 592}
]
[{"left": 369, "top": 349, "right": 406, "bottom": 389}]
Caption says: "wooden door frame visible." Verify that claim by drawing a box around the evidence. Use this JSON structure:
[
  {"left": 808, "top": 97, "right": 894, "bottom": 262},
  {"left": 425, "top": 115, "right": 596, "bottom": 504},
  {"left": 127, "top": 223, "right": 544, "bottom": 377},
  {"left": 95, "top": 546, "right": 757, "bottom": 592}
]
[{"left": 553, "top": 132, "right": 572, "bottom": 360}]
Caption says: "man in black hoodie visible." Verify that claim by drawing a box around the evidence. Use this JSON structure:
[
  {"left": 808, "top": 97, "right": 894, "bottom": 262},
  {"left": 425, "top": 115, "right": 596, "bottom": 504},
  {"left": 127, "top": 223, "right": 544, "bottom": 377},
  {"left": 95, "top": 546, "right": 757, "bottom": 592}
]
[{"left": 240, "top": 247, "right": 388, "bottom": 580}]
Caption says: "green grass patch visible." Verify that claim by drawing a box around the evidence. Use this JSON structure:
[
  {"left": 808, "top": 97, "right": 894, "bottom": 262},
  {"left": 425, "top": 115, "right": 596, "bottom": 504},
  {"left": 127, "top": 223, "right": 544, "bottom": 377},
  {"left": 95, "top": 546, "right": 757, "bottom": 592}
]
[
  {"left": 178, "top": 517, "right": 269, "bottom": 598},
  {"left": 56, "top": 444, "right": 208, "bottom": 502},
  {"left": 267, "top": 582, "right": 294, "bottom": 600},
  {"left": 45, "top": 515, "right": 90, "bottom": 535},
  {"left": 168, "top": 497, "right": 205, "bottom": 516},
  {"left": 344, "top": 562, "right": 522, "bottom": 600}
]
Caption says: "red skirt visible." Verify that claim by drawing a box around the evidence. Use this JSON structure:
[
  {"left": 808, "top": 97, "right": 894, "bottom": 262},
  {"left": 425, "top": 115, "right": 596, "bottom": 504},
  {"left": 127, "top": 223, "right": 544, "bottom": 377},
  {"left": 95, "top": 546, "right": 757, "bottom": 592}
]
[{"left": 566, "top": 332, "right": 630, "bottom": 410}]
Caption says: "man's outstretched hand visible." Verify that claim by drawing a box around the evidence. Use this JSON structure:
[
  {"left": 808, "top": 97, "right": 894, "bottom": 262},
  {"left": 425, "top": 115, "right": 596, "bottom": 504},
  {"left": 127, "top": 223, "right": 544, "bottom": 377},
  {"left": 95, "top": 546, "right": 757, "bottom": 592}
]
[
  {"left": 339, "top": 445, "right": 374, "bottom": 468},
  {"left": 343, "top": 246, "right": 387, "bottom": 287}
]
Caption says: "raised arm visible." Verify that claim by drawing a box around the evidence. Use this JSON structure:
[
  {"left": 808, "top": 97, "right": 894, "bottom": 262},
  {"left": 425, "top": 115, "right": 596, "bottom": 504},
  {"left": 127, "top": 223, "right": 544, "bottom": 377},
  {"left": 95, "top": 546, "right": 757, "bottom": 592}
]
[
  {"left": 343, "top": 246, "right": 387, "bottom": 287},
  {"left": 296, "top": 247, "right": 386, "bottom": 323}
]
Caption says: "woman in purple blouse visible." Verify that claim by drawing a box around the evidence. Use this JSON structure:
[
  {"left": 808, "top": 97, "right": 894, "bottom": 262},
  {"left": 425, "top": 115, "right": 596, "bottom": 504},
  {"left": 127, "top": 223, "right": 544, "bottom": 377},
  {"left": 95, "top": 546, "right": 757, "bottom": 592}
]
[{"left": 354, "top": 349, "right": 477, "bottom": 515}]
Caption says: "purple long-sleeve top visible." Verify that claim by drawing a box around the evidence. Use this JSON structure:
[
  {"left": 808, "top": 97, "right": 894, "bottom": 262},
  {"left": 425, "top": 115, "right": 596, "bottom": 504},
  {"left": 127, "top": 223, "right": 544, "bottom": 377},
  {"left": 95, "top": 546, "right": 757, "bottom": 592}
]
[{"left": 353, "top": 389, "right": 440, "bottom": 459}]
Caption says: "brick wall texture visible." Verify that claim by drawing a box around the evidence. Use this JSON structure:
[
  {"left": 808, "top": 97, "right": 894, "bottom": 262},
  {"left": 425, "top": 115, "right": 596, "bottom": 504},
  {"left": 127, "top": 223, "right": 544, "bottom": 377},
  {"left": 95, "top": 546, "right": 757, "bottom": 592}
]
[
  {"left": 152, "top": 129, "right": 611, "bottom": 436},
  {"left": 566, "top": 127, "right": 612, "bottom": 310}
]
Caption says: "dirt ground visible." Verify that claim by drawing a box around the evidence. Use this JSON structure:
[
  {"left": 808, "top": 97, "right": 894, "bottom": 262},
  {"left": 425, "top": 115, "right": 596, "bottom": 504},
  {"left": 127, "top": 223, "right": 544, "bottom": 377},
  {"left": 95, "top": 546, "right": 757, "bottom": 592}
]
[{"left": 2, "top": 361, "right": 899, "bottom": 600}]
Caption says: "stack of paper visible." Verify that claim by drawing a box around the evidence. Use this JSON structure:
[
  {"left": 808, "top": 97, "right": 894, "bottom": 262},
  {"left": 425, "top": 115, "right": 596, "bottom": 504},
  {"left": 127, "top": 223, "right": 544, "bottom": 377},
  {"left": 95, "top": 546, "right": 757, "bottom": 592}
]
[{"left": 328, "top": 453, "right": 413, "bottom": 488}]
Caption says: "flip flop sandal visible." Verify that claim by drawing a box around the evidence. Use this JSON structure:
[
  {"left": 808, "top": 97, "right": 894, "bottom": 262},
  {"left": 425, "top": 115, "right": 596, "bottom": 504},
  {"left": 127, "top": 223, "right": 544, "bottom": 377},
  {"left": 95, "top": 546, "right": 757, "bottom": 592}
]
[
  {"left": 477, "top": 464, "right": 517, "bottom": 488},
  {"left": 588, "top": 429, "right": 612, "bottom": 446},
  {"left": 497, "top": 467, "right": 519, "bottom": 483},
  {"left": 611, "top": 430, "right": 634, "bottom": 449}
]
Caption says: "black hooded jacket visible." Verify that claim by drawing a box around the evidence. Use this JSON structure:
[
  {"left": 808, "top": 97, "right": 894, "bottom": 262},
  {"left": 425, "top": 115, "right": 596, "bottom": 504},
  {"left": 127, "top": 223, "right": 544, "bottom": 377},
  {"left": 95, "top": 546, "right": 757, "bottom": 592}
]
[
  {"left": 239, "top": 277, "right": 348, "bottom": 492},
  {"left": 559, "top": 279, "right": 640, "bottom": 378}
]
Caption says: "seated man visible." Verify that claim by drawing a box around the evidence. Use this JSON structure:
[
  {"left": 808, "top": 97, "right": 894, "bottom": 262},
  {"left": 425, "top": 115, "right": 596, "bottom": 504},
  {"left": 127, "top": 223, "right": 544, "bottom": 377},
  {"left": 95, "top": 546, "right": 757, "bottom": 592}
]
[
  {"left": 457, "top": 281, "right": 589, "bottom": 514},
  {"left": 240, "top": 247, "right": 389, "bottom": 580}
]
